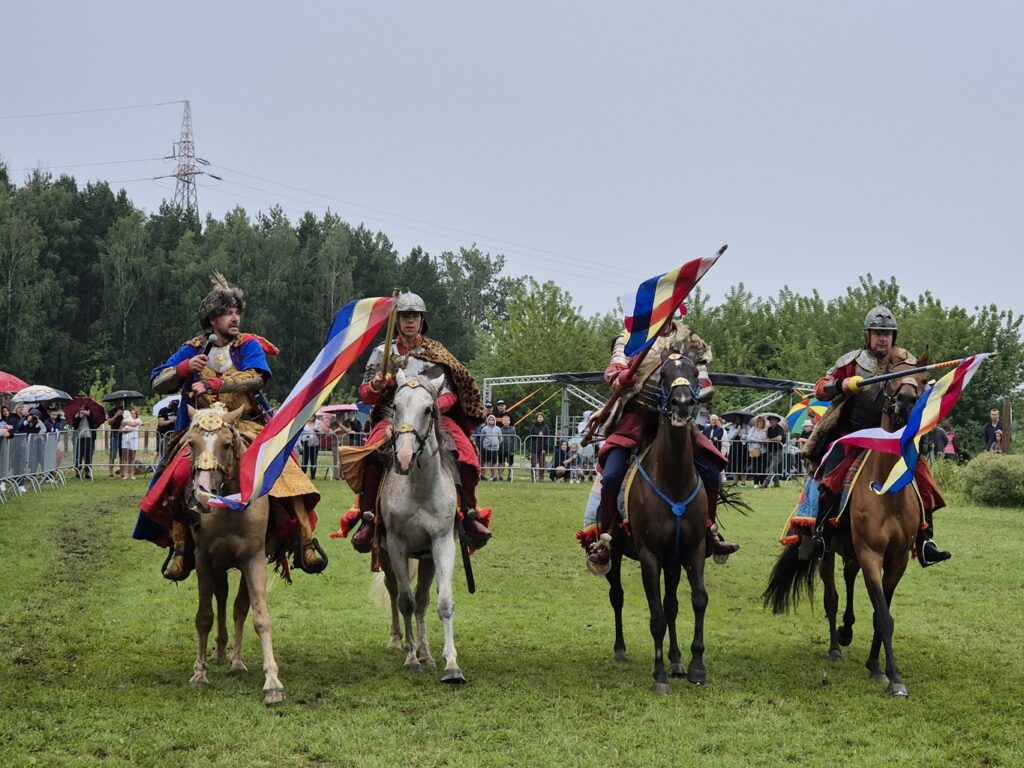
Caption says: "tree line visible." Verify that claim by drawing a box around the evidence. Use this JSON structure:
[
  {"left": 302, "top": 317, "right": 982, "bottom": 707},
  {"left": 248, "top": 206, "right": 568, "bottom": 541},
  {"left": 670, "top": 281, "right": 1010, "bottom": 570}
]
[{"left": 1, "top": 165, "right": 1020, "bottom": 453}]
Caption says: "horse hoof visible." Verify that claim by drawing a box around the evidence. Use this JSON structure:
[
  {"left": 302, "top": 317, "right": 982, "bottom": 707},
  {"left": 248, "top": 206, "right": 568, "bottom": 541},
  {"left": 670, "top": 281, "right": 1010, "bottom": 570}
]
[
  {"left": 668, "top": 663, "right": 687, "bottom": 678},
  {"left": 229, "top": 661, "right": 249, "bottom": 675},
  {"left": 387, "top": 637, "right": 403, "bottom": 653},
  {"left": 652, "top": 682, "right": 671, "bottom": 696},
  {"left": 404, "top": 662, "right": 423, "bottom": 673},
  {"left": 888, "top": 683, "right": 909, "bottom": 698},
  {"left": 687, "top": 669, "right": 707, "bottom": 686},
  {"left": 189, "top": 676, "right": 209, "bottom": 688},
  {"left": 263, "top": 687, "right": 287, "bottom": 705},
  {"left": 828, "top": 649, "right": 843, "bottom": 662},
  {"left": 838, "top": 627, "right": 853, "bottom": 646},
  {"left": 614, "top": 651, "right": 630, "bottom": 663},
  {"left": 441, "top": 668, "right": 467, "bottom": 684},
  {"left": 419, "top": 656, "right": 437, "bottom": 670}
]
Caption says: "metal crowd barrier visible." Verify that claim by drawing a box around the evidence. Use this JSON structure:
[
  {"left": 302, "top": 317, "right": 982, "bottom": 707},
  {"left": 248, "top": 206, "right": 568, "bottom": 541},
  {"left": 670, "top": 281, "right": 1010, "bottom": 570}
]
[{"left": 0, "top": 431, "right": 68, "bottom": 499}]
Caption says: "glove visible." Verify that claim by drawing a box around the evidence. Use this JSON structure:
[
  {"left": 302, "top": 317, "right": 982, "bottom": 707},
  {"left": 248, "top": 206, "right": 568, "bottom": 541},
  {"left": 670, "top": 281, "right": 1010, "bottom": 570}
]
[
  {"left": 842, "top": 375, "right": 864, "bottom": 394},
  {"left": 616, "top": 370, "right": 638, "bottom": 390}
]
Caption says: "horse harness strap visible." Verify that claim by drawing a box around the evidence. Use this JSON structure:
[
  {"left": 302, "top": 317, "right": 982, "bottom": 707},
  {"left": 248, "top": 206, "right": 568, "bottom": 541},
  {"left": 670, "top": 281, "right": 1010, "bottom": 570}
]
[
  {"left": 635, "top": 451, "right": 704, "bottom": 562},
  {"left": 392, "top": 379, "right": 440, "bottom": 466}
]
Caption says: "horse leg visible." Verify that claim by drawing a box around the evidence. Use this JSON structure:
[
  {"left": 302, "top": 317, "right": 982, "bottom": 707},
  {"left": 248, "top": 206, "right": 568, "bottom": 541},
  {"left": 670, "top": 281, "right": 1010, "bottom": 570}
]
[
  {"left": 414, "top": 558, "right": 437, "bottom": 669},
  {"left": 638, "top": 551, "right": 670, "bottom": 694},
  {"left": 432, "top": 534, "right": 465, "bottom": 684},
  {"left": 607, "top": 548, "right": 628, "bottom": 662},
  {"left": 230, "top": 572, "right": 250, "bottom": 675},
  {"left": 387, "top": 547, "right": 421, "bottom": 672},
  {"left": 213, "top": 568, "right": 229, "bottom": 663},
  {"left": 861, "top": 555, "right": 902, "bottom": 695},
  {"left": 879, "top": 557, "right": 910, "bottom": 697},
  {"left": 242, "top": 557, "right": 285, "bottom": 704},
  {"left": 838, "top": 557, "right": 858, "bottom": 647},
  {"left": 684, "top": 549, "right": 708, "bottom": 686},
  {"left": 190, "top": 559, "right": 214, "bottom": 688},
  {"left": 381, "top": 551, "right": 403, "bottom": 652},
  {"left": 820, "top": 552, "right": 842, "bottom": 661},
  {"left": 664, "top": 558, "right": 686, "bottom": 678}
]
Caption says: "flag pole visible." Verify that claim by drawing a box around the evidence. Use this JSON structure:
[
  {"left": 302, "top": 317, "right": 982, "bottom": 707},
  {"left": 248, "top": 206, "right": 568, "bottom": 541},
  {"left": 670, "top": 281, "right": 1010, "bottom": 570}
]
[
  {"left": 379, "top": 289, "right": 401, "bottom": 379},
  {"left": 580, "top": 244, "right": 727, "bottom": 447}
]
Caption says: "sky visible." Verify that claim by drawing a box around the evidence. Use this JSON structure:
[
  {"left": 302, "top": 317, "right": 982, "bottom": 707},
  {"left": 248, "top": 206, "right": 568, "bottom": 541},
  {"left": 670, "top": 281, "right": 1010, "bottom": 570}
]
[{"left": 3, "top": 2, "right": 1022, "bottom": 320}]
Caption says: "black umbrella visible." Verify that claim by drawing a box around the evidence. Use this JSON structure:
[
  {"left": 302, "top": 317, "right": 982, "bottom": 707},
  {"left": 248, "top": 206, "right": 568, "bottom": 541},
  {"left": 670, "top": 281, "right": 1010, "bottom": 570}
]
[
  {"left": 721, "top": 410, "right": 755, "bottom": 424},
  {"left": 103, "top": 390, "right": 145, "bottom": 402}
]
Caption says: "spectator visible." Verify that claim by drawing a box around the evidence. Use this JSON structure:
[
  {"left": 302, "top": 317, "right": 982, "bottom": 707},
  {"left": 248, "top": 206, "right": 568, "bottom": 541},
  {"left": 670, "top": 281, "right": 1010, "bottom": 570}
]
[
  {"left": 747, "top": 415, "right": 769, "bottom": 487},
  {"left": 326, "top": 414, "right": 351, "bottom": 480},
  {"left": 985, "top": 409, "right": 1004, "bottom": 451},
  {"left": 989, "top": 429, "right": 1004, "bottom": 454},
  {"left": 105, "top": 403, "right": 125, "bottom": 477},
  {"left": 941, "top": 422, "right": 962, "bottom": 463},
  {"left": 550, "top": 439, "right": 574, "bottom": 482},
  {"left": 702, "top": 414, "right": 725, "bottom": 452},
  {"left": 725, "top": 414, "right": 748, "bottom": 485},
  {"left": 763, "top": 414, "right": 787, "bottom": 488},
  {"left": 0, "top": 405, "right": 12, "bottom": 439},
  {"left": 120, "top": 407, "right": 142, "bottom": 479},
  {"left": 528, "top": 412, "right": 551, "bottom": 482},
  {"left": 71, "top": 402, "right": 96, "bottom": 478},
  {"left": 299, "top": 416, "right": 320, "bottom": 479},
  {"left": 494, "top": 399, "right": 514, "bottom": 425},
  {"left": 478, "top": 415, "right": 502, "bottom": 480},
  {"left": 156, "top": 398, "right": 178, "bottom": 460},
  {"left": 499, "top": 414, "right": 517, "bottom": 481}
]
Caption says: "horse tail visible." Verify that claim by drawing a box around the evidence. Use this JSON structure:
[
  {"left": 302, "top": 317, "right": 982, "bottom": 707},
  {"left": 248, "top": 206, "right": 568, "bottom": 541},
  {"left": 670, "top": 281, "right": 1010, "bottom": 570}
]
[
  {"left": 718, "top": 483, "right": 753, "bottom": 516},
  {"left": 762, "top": 543, "right": 817, "bottom": 614},
  {"left": 368, "top": 560, "right": 419, "bottom": 612}
]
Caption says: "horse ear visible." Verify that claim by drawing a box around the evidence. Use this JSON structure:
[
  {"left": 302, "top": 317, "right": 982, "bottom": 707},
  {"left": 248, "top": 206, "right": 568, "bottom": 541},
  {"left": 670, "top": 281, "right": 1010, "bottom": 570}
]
[
  {"left": 918, "top": 347, "right": 930, "bottom": 366},
  {"left": 222, "top": 405, "right": 246, "bottom": 426},
  {"left": 429, "top": 373, "right": 445, "bottom": 394},
  {"left": 395, "top": 368, "right": 408, "bottom": 387}
]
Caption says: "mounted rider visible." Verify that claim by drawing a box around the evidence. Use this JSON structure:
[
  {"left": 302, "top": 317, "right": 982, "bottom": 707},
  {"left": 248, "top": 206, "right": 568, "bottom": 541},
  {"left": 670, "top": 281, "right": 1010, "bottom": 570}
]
[
  {"left": 805, "top": 305, "right": 951, "bottom": 567},
  {"left": 586, "top": 317, "right": 741, "bottom": 569},
  {"left": 135, "top": 273, "right": 327, "bottom": 580},
  {"left": 346, "top": 291, "right": 492, "bottom": 552}
]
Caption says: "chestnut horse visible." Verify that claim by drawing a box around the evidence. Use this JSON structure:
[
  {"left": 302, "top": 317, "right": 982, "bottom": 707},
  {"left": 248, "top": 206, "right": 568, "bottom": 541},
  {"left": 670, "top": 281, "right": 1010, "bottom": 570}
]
[
  {"left": 763, "top": 355, "right": 928, "bottom": 697},
  {"left": 605, "top": 352, "right": 711, "bottom": 694},
  {"left": 182, "top": 404, "right": 285, "bottom": 704}
]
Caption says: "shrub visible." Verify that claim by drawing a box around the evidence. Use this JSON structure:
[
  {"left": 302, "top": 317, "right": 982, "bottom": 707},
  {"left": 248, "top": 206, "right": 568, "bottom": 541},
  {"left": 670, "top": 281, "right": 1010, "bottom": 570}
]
[
  {"left": 928, "top": 457, "right": 965, "bottom": 496},
  {"left": 960, "top": 452, "right": 1024, "bottom": 507}
]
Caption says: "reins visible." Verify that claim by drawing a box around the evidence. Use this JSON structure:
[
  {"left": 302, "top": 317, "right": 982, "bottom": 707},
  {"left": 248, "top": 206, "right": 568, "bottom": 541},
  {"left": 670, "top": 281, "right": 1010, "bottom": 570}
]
[{"left": 390, "top": 378, "right": 441, "bottom": 468}]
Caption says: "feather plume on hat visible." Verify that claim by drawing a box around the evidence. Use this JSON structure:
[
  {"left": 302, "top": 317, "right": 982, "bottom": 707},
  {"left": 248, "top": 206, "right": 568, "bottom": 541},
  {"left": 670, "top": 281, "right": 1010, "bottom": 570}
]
[{"left": 198, "top": 271, "right": 246, "bottom": 331}]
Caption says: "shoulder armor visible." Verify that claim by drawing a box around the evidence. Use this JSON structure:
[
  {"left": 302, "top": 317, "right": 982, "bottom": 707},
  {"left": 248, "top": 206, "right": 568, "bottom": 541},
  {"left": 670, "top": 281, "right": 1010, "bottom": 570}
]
[{"left": 833, "top": 349, "right": 861, "bottom": 369}]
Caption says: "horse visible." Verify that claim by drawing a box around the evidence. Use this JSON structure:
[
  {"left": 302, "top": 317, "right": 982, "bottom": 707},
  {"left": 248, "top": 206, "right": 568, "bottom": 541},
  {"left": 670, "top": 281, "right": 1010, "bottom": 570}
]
[
  {"left": 378, "top": 368, "right": 465, "bottom": 683},
  {"left": 763, "top": 355, "right": 928, "bottom": 697},
  {"left": 181, "top": 404, "right": 286, "bottom": 704},
  {"left": 605, "top": 352, "right": 711, "bottom": 694}
]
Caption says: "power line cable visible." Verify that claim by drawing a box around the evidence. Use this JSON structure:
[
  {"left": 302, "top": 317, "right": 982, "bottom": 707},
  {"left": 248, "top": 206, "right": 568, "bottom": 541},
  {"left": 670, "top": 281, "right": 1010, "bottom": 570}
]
[
  {"left": 0, "top": 100, "right": 186, "bottom": 120},
  {"left": 11, "top": 157, "right": 167, "bottom": 172}
]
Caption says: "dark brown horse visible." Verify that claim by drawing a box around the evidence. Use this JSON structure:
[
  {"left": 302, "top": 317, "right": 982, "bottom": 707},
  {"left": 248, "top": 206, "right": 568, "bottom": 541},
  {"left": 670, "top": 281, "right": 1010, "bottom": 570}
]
[
  {"left": 763, "top": 355, "right": 928, "bottom": 697},
  {"left": 605, "top": 352, "right": 711, "bottom": 694}
]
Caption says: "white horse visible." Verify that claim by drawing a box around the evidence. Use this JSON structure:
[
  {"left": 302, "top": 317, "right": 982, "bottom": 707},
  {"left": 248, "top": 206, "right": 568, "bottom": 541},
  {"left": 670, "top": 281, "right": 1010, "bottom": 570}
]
[{"left": 379, "top": 368, "right": 465, "bottom": 683}]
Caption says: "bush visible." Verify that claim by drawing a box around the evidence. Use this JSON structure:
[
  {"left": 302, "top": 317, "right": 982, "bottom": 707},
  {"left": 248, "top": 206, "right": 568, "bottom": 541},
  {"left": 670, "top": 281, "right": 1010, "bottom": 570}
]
[
  {"left": 960, "top": 452, "right": 1024, "bottom": 507},
  {"left": 928, "top": 457, "right": 966, "bottom": 496}
]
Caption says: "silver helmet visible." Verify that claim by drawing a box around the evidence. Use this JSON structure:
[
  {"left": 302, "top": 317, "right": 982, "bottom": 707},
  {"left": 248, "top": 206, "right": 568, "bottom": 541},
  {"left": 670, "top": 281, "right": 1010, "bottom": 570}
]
[
  {"left": 864, "top": 304, "right": 897, "bottom": 343},
  {"left": 396, "top": 291, "right": 427, "bottom": 314}
]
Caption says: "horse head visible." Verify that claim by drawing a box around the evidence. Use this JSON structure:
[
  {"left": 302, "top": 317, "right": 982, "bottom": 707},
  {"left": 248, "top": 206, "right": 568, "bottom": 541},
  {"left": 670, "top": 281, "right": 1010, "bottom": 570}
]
[
  {"left": 184, "top": 403, "right": 245, "bottom": 512},
  {"left": 391, "top": 368, "right": 444, "bottom": 475},
  {"left": 657, "top": 352, "right": 702, "bottom": 428},
  {"left": 882, "top": 350, "right": 929, "bottom": 431}
]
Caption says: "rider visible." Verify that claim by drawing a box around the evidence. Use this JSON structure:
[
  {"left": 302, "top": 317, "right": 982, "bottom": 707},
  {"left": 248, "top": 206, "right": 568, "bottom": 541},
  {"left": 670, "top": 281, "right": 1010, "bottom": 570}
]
[
  {"left": 586, "top": 317, "right": 741, "bottom": 569},
  {"left": 135, "top": 272, "right": 327, "bottom": 580},
  {"left": 806, "top": 305, "right": 951, "bottom": 567},
  {"left": 348, "top": 291, "right": 492, "bottom": 551}
]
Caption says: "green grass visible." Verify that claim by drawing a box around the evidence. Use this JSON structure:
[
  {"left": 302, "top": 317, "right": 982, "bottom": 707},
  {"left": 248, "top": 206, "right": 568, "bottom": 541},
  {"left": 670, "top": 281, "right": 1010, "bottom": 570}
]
[{"left": 1, "top": 478, "right": 1022, "bottom": 767}]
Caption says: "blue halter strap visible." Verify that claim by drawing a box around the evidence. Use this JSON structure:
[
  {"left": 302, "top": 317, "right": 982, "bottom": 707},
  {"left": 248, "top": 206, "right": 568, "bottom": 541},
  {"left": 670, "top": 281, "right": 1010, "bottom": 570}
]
[{"left": 636, "top": 460, "right": 703, "bottom": 562}]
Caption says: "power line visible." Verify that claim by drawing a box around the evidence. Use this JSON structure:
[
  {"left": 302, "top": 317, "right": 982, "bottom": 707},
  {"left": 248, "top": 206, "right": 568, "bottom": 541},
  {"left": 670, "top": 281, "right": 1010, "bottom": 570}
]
[
  {"left": 0, "top": 100, "right": 186, "bottom": 120},
  {"left": 11, "top": 157, "right": 166, "bottom": 172}
]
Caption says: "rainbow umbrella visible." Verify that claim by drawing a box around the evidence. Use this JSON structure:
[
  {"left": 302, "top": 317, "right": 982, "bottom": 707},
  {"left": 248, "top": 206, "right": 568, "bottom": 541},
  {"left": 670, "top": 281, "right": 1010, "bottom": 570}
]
[{"left": 786, "top": 396, "right": 830, "bottom": 435}]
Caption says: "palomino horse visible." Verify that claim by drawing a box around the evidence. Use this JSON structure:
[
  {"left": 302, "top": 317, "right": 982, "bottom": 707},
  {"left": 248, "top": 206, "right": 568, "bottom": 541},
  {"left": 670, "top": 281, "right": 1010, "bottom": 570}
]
[
  {"left": 605, "top": 352, "right": 711, "bottom": 694},
  {"left": 182, "top": 404, "right": 285, "bottom": 704},
  {"left": 378, "top": 368, "right": 465, "bottom": 683},
  {"left": 763, "top": 355, "right": 928, "bottom": 697}
]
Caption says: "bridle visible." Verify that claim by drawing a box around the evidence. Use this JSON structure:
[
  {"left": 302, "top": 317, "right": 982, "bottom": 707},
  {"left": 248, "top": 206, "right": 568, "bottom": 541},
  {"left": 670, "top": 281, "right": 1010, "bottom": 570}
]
[
  {"left": 658, "top": 354, "right": 701, "bottom": 420},
  {"left": 882, "top": 360, "right": 922, "bottom": 429},
  {"left": 389, "top": 378, "right": 441, "bottom": 471},
  {"left": 186, "top": 409, "right": 243, "bottom": 511}
]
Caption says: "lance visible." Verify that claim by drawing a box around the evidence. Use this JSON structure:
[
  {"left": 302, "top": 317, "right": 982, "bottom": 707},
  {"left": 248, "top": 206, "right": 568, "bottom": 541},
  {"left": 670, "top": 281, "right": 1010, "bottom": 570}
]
[
  {"left": 379, "top": 289, "right": 401, "bottom": 379},
  {"left": 846, "top": 353, "right": 996, "bottom": 392},
  {"left": 505, "top": 386, "right": 545, "bottom": 414},
  {"left": 580, "top": 243, "right": 728, "bottom": 446},
  {"left": 513, "top": 389, "right": 561, "bottom": 427}
]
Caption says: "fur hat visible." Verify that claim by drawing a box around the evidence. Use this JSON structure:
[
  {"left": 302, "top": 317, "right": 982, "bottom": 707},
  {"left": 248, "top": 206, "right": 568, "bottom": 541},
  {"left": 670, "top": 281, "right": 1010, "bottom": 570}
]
[{"left": 199, "top": 272, "right": 245, "bottom": 331}]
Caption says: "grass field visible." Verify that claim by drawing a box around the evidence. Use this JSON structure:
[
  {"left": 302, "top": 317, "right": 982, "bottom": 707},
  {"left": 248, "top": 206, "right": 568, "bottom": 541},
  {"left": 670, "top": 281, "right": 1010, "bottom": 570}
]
[{"left": 1, "top": 477, "right": 1021, "bottom": 767}]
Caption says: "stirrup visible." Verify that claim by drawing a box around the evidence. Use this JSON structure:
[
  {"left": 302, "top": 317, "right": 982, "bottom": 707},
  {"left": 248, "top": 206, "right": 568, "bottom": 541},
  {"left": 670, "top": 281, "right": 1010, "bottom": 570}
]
[
  {"left": 586, "top": 533, "right": 612, "bottom": 577},
  {"left": 918, "top": 538, "right": 951, "bottom": 568},
  {"left": 297, "top": 538, "right": 328, "bottom": 574},
  {"left": 161, "top": 548, "right": 190, "bottom": 582}
]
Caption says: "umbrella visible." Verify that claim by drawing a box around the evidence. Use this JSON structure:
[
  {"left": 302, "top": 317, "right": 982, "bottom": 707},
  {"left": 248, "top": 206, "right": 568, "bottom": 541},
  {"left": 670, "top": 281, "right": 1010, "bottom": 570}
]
[
  {"left": 103, "top": 390, "right": 145, "bottom": 402},
  {"left": 761, "top": 412, "right": 784, "bottom": 423},
  {"left": 11, "top": 385, "right": 73, "bottom": 404},
  {"left": 0, "top": 371, "right": 29, "bottom": 394},
  {"left": 721, "top": 410, "right": 755, "bottom": 424},
  {"left": 152, "top": 394, "right": 181, "bottom": 416},
  {"left": 317, "top": 403, "right": 358, "bottom": 414},
  {"left": 786, "top": 397, "right": 830, "bottom": 434},
  {"left": 65, "top": 397, "right": 107, "bottom": 429}
]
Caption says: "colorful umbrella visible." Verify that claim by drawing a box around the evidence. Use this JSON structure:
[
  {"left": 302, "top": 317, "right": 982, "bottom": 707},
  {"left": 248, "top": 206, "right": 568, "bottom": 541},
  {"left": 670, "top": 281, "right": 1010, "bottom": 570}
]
[
  {"left": 786, "top": 397, "right": 830, "bottom": 435},
  {"left": 64, "top": 397, "right": 107, "bottom": 429},
  {"left": 11, "top": 385, "right": 73, "bottom": 404},
  {"left": 0, "top": 371, "right": 29, "bottom": 394}
]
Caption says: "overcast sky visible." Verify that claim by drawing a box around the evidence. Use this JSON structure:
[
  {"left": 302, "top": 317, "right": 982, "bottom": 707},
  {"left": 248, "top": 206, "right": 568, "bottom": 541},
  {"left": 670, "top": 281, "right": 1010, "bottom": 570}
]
[{"left": 3, "top": 2, "right": 1021, "bottom": 321}]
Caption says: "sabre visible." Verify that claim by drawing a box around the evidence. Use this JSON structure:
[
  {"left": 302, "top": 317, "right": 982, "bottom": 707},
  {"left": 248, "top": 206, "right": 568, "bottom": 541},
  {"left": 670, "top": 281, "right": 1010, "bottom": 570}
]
[
  {"left": 581, "top": 244, "right": 728, "bottom": 446},
  {"left": 846, "top": 354, "right": 997, "bottom": 392}
]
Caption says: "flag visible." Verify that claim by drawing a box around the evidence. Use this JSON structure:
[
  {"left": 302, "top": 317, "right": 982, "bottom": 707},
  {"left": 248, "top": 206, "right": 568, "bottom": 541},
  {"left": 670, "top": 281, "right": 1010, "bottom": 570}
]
[
  {"left": 822, "top": 354, "right": 991, "bottom": 495},
  {"left": 786, "top": 396, "right": 830, "bottom": 435},
  {"left": 620, "top": 251, "right": 722, "bottom": 356},
  {"left": 204, "top": 295, "right": 397, "bottom": 509}
]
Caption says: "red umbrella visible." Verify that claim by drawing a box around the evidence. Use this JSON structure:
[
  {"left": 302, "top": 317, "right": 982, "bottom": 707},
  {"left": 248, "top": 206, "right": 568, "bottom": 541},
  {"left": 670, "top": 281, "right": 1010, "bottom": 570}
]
[
  {"left": 64, "top": 396, "right": 107, "bottom": 429},
  {"left": 317, "top": 403, "right": 358, "bottom": 414},
  {"left": 0, "top": 371, "right": 29, "bottom": 394}
]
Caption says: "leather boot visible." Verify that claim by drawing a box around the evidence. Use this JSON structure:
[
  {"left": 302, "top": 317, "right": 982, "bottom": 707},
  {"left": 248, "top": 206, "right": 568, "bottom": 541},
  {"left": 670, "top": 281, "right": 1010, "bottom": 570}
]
[
  {"left": 352, "top": 459, "right": 382, "bottom": 554},
  {"left": 698, "top": 456, "right": 739, "bottom": 559},
  {"left": 917, "top": 510, "right": 951, "bottom": 567},
  {"left": 291, "top": 498, "right": 327, "bottom": 574},
  {"left": 162, "top": 520, "right": 191, "bottom": 581},
  {"left": 587, "top": 486, "right": 619, "bottom": 567},
  {"left": 809, "top": 486, "right": 836, "bottom": 560},
  {"left": 458, "top": 464, "right": 491, "bottom": 548}
]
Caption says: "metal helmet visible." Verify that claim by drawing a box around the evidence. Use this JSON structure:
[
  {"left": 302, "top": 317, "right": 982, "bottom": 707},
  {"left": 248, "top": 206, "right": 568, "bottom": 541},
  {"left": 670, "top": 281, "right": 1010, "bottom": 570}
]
[
  {"left": 395, "top": 291, "right": 428, "bottom": 334},
  {"left": 864, "top": 304, "right": 897, "bottom": 344}
]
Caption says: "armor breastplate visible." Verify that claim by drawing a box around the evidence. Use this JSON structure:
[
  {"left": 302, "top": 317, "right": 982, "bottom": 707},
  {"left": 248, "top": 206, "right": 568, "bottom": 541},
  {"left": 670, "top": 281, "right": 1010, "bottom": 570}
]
[
  {"left": 845, "top": 350, "right": 885, "bottom": 431},
  {"left": 207, "top": 344, "right": 234, "bottom": 374},
  {"left": 368, "top": 342, "right": 448, "bottom": 422},
  {"left": 198, "top": 353, "right": 252, "bottom": 414}
]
